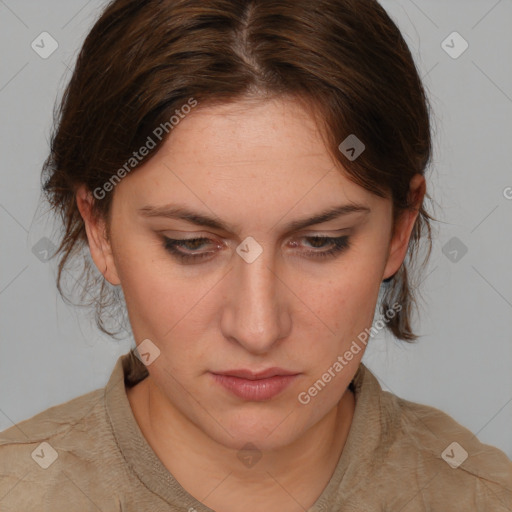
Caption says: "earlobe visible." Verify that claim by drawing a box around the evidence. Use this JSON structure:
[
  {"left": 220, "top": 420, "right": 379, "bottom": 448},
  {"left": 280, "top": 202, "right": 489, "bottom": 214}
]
[{"left": 75, "top": 185, "right": 121, "bottom": 286}]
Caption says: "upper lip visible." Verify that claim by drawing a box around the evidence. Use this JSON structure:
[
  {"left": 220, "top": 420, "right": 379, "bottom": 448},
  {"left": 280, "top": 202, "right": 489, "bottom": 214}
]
[{"left": 213, "top": 368, "right": 299, "bottom": 380}]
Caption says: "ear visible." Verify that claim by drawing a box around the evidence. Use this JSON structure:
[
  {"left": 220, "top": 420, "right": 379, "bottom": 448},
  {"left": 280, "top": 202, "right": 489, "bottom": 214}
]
[
  {"left": 76, "top": 185, "right": 121, "bottom": 286},
  {"left": 382, "top": 173, "right": 426, "bottom": 281}
]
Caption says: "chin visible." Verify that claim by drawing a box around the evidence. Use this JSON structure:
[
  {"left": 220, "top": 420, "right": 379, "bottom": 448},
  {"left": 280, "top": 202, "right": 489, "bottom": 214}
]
[{"left": 205, "top": 412, "right": 306, "bottom": 453}]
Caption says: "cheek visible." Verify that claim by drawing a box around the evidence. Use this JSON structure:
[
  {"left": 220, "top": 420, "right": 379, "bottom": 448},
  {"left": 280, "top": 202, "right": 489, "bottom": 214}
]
[
  {"left": 112, "top": 238, "right": 197, "bottom": 338},
  {"left": 304, "top": 252, "right": 384, "bottom": 335},
  {"left": 114, "top": 244, "right": 228, "bottom": 357}
]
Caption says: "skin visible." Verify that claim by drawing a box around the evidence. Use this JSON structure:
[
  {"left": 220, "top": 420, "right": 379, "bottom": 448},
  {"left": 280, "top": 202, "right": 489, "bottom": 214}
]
[{"left": 76, "top": 96, "right": 425, "bottom": 512}]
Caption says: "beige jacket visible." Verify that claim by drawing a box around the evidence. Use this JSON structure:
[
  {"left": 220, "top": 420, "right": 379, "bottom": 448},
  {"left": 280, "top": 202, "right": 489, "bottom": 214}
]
[{"left": 1, "top": 350, "right": 511, "bottom": 511}]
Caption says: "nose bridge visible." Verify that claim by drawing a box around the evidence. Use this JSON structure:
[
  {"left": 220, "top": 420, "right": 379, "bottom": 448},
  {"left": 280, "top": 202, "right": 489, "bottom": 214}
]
[{"left": 224, "top": 241, "right": 286, "bottom": 352}]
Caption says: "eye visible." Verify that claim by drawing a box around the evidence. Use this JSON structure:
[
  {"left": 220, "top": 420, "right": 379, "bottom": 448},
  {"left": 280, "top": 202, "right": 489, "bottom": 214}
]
[
  {"left": 162, "top": 236, "right": 219, "bottom": 264},
  {"left": 162, "top": 235, "right": 350, "bottom": 264},
  {"left": 294, "top": 235, "right": 351, "bottom": 259}
]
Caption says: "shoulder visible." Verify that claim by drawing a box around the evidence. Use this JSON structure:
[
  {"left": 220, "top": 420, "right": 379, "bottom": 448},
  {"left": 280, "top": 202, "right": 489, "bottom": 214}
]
[
  {"left": 0, "top": 387, "right": 125, "bottom": 510},
  {"left": 0, "top": 386, "right": 106, "bottom": 450},
  {"left": 379, "top": 389, "right": 512, "bottom": 509}
]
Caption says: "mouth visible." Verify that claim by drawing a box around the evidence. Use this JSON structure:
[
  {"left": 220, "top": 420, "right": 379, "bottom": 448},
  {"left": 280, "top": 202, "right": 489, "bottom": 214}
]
[
  {"left": 213, "top": 367, "right": 299, "bottom": 380},
  {"left": 210, "top": 369, "right": 300, "bottom": 401}
]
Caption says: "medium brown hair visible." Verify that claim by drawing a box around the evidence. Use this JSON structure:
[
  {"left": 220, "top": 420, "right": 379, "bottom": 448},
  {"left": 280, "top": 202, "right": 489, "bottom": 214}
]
[{"left": 41, "top": 0, "right": 438, "bottom": 342}]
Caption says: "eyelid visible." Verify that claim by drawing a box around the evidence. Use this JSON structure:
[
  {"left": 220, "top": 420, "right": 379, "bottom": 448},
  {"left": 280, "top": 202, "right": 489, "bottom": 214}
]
[
  {"left": 159, "top": 231, "right": 224, "bottom": 245},
  {"left": 296, "top": 228, "right": 351, "bottom": 235}
]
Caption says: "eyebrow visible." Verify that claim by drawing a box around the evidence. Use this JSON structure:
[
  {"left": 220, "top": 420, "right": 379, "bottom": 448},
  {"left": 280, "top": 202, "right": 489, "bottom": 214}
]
[{"left": 138, "top": 202, "right": 371, "bottom": 233}]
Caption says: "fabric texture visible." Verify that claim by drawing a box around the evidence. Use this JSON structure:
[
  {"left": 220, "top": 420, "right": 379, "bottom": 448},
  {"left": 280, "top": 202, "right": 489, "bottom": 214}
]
[{"left": 1, "top": 350, "right": 511, "bottom": 511}]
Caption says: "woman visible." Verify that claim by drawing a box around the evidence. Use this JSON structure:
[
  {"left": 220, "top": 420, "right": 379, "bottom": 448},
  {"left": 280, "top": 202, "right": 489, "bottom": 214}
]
[{"left": 1, "top": 0, "right": 511, "bottom": 510}]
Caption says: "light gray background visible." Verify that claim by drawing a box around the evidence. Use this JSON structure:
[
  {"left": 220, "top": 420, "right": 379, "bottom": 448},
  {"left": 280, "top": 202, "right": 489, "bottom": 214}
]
[{"left": 1, "top": 0, "right": 511, "bottom": 460}]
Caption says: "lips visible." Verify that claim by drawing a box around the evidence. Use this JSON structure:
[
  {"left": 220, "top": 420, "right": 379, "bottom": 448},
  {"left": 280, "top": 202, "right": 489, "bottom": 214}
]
[
  {"left": 210, "top": 367, "right": 300, "bottom": 401},
  {"left": 213, "top": 367, "right": 299, "bottom": 380}
]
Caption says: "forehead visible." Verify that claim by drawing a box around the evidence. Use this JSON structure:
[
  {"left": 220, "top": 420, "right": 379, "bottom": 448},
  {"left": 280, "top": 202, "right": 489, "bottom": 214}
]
[
  {"left": 164, "top": 97, "right": 329, "bottom": 169},
  {"left": 112, "top": 97, "right": 384, "bottom": 222}
]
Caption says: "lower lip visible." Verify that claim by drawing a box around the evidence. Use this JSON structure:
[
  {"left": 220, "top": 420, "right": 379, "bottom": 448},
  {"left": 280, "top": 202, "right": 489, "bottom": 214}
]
[{"left": 211, "top": 373, "right": 298, "bottom": 401}]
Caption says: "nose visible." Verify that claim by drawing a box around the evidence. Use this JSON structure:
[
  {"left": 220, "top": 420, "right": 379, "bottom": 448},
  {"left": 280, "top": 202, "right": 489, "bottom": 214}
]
[{"left": 220, "top": 244, "right": 291, "bottom": 354}]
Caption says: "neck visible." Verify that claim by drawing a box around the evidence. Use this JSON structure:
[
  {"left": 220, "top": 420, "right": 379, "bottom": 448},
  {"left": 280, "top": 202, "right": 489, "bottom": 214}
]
[{"left": 130, "top": 376, "right": 355, "bottom": 511}]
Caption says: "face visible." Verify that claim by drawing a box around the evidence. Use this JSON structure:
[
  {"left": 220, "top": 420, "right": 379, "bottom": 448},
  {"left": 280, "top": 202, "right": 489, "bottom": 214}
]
[{"left": 78, "top": 96, "right": 422, "bottom": 452}]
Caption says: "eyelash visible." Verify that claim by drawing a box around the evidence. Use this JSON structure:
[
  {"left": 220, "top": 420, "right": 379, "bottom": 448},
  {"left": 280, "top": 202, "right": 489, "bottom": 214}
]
[{"left": 162, "top": 235, "right": 351, "bottom": 263}]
